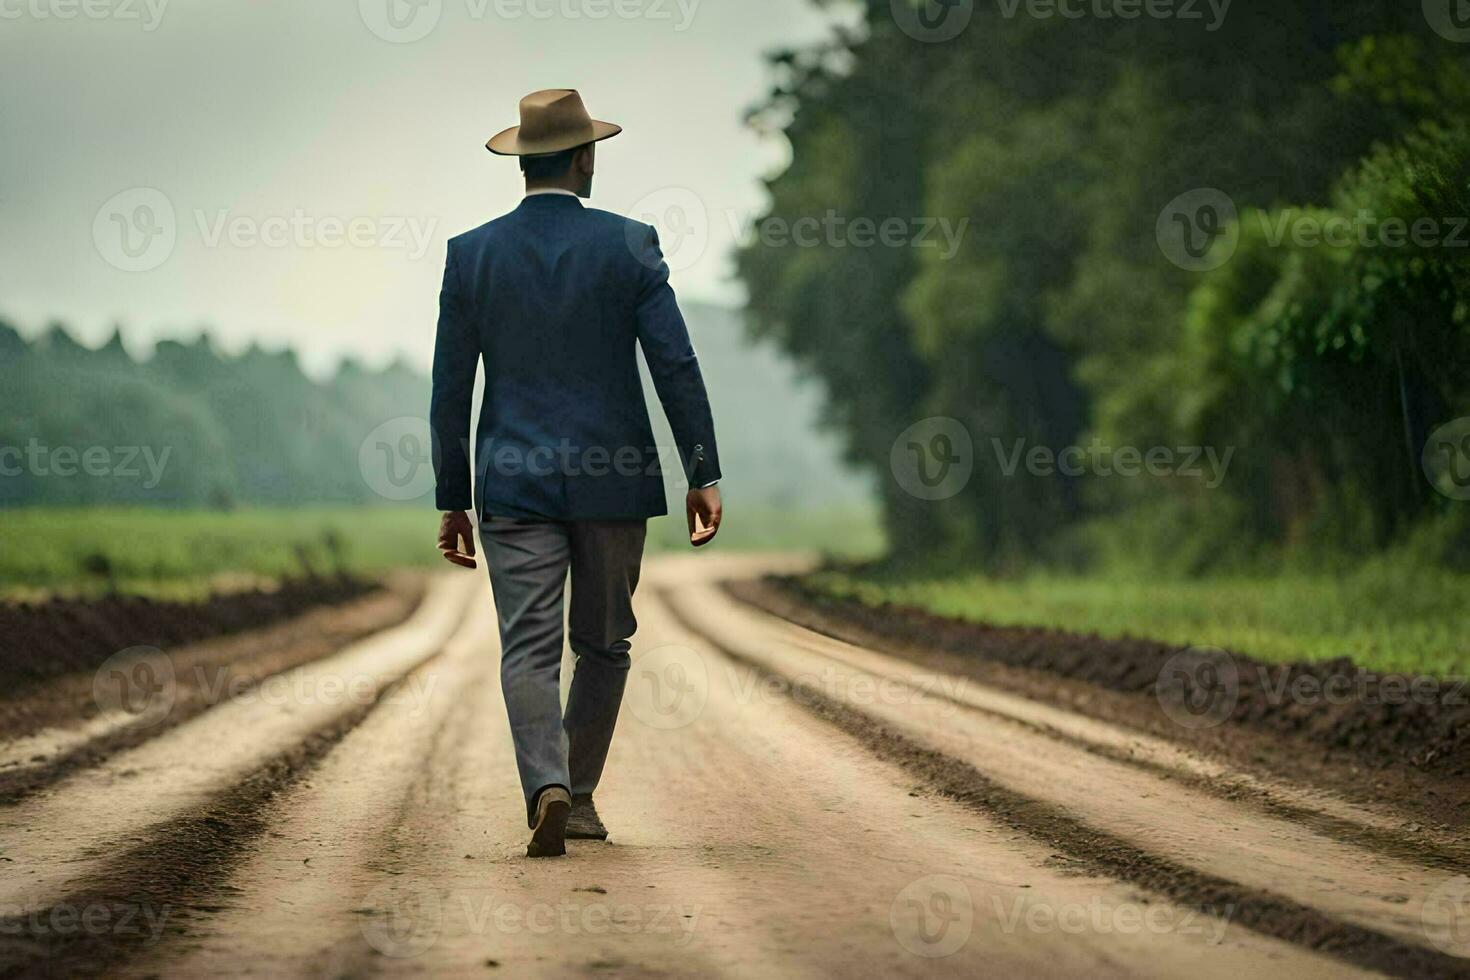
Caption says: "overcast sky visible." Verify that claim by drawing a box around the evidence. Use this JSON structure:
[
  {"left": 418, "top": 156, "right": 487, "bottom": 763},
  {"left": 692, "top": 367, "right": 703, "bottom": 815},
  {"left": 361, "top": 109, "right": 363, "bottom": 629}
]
[{"left": 1, "top": 0, "right": 852, "bottom": 374}]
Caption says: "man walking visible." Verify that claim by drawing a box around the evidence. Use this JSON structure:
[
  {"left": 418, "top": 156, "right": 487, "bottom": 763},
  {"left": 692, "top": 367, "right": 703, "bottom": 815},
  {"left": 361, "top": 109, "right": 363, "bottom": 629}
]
[{"left": 430, "top": 89, "right": 723, "bottom": 858}]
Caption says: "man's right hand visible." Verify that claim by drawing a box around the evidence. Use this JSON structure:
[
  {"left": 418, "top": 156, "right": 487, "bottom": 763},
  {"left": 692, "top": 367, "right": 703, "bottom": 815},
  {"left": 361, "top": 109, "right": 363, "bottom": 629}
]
[
  {"left": 686, "top": 485, "right": 722, "bottom": 548},
  {"left": 438, "top": 511, "right": 478, "bottom": 568}
]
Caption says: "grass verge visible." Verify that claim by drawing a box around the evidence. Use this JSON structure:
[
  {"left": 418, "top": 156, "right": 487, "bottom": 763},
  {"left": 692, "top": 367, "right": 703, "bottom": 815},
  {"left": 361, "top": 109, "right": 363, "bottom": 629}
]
[{"left": 801, "top": 562, "right": 1470, "bottom": 678}]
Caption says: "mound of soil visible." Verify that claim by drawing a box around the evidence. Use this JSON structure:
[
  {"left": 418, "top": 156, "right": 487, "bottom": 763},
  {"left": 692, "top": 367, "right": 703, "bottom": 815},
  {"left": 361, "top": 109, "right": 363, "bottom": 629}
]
[
  {"left": 0, "top": 576, "right": 378, "bottom": 693},
  {"left": 739, "top": 576, "right": 1470, "bottom": 778}
]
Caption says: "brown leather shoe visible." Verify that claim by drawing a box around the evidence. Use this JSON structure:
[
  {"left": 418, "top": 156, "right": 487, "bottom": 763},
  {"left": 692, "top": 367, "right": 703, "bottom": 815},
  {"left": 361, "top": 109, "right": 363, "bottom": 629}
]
[
  {"left": 566, "top": 794, "right": 609, "bottom": 841},
  {"left": 527, "top": 786, "right": 571, "bottom": 858}
]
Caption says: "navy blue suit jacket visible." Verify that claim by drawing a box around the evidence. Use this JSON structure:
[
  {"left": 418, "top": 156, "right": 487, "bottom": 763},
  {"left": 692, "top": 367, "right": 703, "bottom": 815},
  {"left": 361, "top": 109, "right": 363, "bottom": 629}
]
[{"left": 430, "top": 193, "right": 720, "bottom": 521}]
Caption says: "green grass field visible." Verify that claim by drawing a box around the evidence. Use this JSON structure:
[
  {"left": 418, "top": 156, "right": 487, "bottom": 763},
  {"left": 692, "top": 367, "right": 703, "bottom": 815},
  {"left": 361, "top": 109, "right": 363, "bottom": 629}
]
[
  {"left": 0, "top": 505, "right": 885, "bottom": 600},
  {"left": 802, "top": 563, "right": 1470, "bottom": 678}
]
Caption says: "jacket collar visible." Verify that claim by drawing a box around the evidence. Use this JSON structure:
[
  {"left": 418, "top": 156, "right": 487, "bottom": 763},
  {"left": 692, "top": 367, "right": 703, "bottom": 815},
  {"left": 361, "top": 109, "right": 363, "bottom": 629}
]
[{"left": 517, "top": 191, "right": 584, "bottom": 210}]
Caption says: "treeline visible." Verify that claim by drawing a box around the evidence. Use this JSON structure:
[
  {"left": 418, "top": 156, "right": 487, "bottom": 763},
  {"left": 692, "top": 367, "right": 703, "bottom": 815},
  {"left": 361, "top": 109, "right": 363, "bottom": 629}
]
[
  {"left": 0, "top": 322, "right": 428, "bottom": 507},
  {"left": 740, "top": 1, "right": 1470, "bottom": 571}
]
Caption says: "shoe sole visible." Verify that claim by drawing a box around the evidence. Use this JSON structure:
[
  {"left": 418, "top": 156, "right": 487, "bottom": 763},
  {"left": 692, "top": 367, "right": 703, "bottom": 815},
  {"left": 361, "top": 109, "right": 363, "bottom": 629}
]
[{"left": 527, "top": 798, "right": 570, "bottom": 858}]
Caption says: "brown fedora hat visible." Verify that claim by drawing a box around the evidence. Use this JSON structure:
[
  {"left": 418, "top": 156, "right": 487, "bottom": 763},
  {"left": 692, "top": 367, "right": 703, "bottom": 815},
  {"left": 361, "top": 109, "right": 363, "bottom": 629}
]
[{"left": 487, "top": 89, "right": 622, "bottom": 157}]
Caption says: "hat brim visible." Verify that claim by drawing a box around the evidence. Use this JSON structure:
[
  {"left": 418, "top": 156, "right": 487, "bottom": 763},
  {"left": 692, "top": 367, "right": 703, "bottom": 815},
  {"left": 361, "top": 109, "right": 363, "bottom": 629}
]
[{"left": 486, "top": 120, "right": 622, "bottom": 156}]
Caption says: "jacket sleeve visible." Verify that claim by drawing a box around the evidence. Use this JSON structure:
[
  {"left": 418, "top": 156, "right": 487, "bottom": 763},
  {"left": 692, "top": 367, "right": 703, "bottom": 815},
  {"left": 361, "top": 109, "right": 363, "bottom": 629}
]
[
  {"left": 429, "top": 242, "right": 478, "bottom": 512},
  {"left": 632, "top": 223, "right": 721, "bottom": 489}
]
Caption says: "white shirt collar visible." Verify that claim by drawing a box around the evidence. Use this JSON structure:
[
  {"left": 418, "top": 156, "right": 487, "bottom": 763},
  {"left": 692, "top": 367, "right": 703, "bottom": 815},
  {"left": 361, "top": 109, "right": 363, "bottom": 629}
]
[{"left": 524, "top": 188, "right": 580, "bottom": 198}]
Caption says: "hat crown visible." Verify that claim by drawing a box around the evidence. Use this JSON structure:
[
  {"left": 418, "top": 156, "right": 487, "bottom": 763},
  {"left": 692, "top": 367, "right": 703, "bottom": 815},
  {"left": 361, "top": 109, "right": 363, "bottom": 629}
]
[{"left": 517, "top": 89, "right": 595, "bottom": 150}]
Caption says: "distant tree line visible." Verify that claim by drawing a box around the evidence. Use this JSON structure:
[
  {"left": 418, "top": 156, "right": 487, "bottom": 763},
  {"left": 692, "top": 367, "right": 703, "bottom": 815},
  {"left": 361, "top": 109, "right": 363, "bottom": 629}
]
[
  {"left": 740, "top": 0, "right": 1470, "bottom": 571},
  {"left": 0, "top": 322, "right": 428, "bottom": 508}
]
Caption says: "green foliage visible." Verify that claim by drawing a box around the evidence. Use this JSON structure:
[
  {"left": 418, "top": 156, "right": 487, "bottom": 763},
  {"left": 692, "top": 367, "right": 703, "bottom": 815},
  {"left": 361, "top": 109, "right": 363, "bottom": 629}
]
[
  {"left": 0, "top": 507, "right": 436, "bottom": 598},
  {"left": 0, "top": 324, "right": 427, "bottom": 508},
  {"left": 742, "top": 5, "right": 1470, "bottom": 573}
]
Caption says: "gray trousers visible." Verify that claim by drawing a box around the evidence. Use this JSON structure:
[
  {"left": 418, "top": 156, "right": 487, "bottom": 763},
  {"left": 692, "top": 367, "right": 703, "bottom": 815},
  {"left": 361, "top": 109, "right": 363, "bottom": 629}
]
[{"left": 479, "top": 516, "right": 647, "bottom": 825}]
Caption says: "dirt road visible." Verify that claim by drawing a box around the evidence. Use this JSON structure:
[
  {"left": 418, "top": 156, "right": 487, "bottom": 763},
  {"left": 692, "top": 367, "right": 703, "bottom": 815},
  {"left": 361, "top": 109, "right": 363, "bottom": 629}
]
[{"left": 1, "top": 555, "right": 1466, "bottom": 978}]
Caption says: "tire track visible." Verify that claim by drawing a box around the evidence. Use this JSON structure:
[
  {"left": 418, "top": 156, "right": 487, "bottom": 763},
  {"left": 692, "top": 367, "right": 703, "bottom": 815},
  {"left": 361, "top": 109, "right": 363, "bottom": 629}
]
[
  {"left": 662, "top": 583, "right": 1470, "bottom": 979},
  {"left": 0, "top": 575, "right": 474, "bottom": 916},
  {"left": 0, "top": 586, "right": 422, "bottom": 804}
]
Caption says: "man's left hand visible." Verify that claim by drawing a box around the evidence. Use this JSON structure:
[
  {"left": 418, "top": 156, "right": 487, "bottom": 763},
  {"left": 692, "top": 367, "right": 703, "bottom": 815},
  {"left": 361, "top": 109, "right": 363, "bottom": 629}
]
[{"left": 438, "top": 511, "right": 478, "bottom": 568}]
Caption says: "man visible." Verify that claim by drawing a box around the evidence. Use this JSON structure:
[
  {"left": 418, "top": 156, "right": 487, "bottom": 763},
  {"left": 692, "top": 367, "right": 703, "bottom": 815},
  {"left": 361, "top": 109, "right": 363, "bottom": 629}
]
[{"left": 430, "top": 89, "right": 723, "bottom": 858}]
